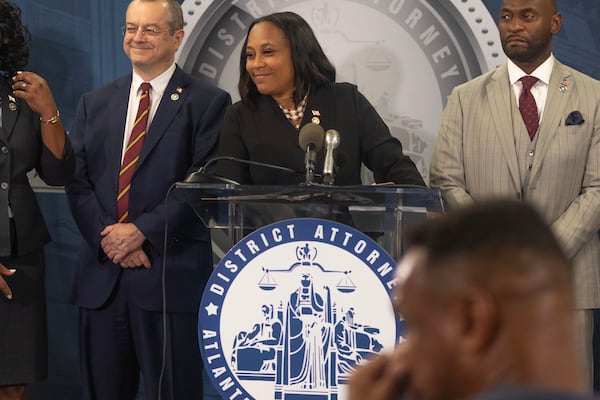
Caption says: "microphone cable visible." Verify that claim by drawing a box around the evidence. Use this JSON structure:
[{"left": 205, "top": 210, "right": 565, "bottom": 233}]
[
  {"left": 182, "top": 156, "right": 301, "bottom": 183},
  {"left": 157, "top": 181, "right": 176, "bottom": 400}
]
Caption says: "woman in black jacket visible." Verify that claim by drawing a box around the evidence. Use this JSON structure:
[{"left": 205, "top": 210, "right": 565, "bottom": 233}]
[
  {"left": 0, "top": 1, "right": 74, "bottom": 398},
  {"left": 217, "top": 11, "right": 425, "bottom": 187}
]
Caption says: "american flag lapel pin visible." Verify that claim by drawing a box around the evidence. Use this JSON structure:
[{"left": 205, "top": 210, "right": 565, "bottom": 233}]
[
  {"left": 7, "top": 95, "right": 16, "bottom": 111},
  {"left": 171, "top": 87, "right": 183, "bottom": 101},
  {"left": 311, "top": 109, "right": 321, "bottom": 125}
]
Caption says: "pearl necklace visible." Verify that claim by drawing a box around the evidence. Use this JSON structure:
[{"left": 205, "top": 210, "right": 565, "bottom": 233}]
[{"left": 278, "top": 94, "right": 308, "bottom": 129}]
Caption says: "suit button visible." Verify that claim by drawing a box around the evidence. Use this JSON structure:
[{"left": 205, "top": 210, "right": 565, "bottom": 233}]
[
  {"left": 1, "top": 147, "right": 7, "bottom": 154},
  {"left": 1, "top": 182, "right": 8, "bottom": 190},
  {"left": 528, "top": 150, "right": 534, "bottom": 156}
]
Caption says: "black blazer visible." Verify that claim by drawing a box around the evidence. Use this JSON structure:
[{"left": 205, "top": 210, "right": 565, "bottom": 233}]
[
  {"left": 0, "top": 79, "right": 74, "bottom": 256},
  {"left": 217, "top": 82, "right": 426, "bottom": 186}
]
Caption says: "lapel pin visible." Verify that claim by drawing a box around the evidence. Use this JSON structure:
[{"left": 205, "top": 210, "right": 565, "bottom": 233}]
[
  {"left": 559, "top": 78, "right": 570, "bottom": 93},
  {"left": 171, "top": 93, "right": 180, "bottom": 101},
  {"left": 7, "top": 95, "right": 16, "bottom": 111},
  {"left": 176, "top": 87, "right": 183, "bottom": 93},
  {"left": 311, "top": 109, "right": 321, "bottom": 124}
]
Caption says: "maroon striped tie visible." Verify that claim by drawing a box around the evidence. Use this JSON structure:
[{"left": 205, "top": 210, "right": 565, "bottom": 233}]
[
  {"left": 117, "top": 82, "right": 151, "bottom": 223},
  {"left": 519, "top": 76, "right": 539, "bottom": 140}
]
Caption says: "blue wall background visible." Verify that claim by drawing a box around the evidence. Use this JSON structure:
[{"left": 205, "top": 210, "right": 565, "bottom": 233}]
[
  {"left": 7, "top": 0, "right": 600, "bottom": 398},
  {"left": 13, "top": 0, "right": 599, "bottom": 133}
]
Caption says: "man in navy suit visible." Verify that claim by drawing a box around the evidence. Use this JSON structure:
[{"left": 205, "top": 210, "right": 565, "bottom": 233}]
[{"left": 65, "top": 0, "right": 231, "bottom": 398}]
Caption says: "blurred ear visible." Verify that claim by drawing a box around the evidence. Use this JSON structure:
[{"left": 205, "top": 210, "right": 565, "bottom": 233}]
[
  {"left": 551, "top": 12, "right": 562, "bottom": 35},
  {"left": 172, "top": 28, "right": 185, "bottom": 50},
  {"left": 456, "top": 288, "right": 498, "bottom": 352}
]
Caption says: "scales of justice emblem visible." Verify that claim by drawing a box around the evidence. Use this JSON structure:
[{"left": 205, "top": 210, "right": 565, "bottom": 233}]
[{"left": 199, "top": 218, "right": 401, "bottom": 400}]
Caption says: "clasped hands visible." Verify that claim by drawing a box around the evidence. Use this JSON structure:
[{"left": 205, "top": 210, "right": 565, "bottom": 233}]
[{"left": 101, "top": 223, "right": 150, "bottom": 269}]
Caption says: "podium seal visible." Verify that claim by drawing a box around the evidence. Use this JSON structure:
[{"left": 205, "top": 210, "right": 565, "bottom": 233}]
[{"left": 199, "top": 218, "right": 401, "bottom": 400}]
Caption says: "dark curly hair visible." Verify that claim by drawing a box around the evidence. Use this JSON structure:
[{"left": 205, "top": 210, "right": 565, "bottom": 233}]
[
  {"left": 238, "top": 12, "right": 336, "bottom": 107},
  {"left": 0, "top": 0, "right": 30, "bottom": 76}
]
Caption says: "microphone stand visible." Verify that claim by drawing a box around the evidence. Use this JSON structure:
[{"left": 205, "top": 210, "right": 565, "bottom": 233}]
[
  {"left": 298, "top": 123, "right": 324, "bottom": 185},
  {"left": 322, "top": 129, "right": 340, "bottom": 185},
  {"left": 304, "top": 143, "right": 317, "bottom": 184}
]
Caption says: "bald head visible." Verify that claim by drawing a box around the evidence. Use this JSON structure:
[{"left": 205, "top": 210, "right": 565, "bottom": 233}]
[
  {"left": 500, "top": 0, "right": 557, "bottom": 13},
  {"left": 498, "top": 0, "right": 561, "bottom": 73}
]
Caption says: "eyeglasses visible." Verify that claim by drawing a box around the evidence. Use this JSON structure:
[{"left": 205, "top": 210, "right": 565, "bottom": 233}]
[{"left": 121, "top": 26, "right": 170, "bottom": 37}]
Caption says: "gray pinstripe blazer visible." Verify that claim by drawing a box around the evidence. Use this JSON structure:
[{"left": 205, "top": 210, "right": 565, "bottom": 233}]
[{"left": 430, "top": 60, "right": 600, "bottom": 309}]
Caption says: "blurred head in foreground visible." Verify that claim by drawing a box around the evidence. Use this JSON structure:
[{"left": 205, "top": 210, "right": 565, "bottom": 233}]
[{"left": 349, "top": 200, "right": 586, "bottom": 400}]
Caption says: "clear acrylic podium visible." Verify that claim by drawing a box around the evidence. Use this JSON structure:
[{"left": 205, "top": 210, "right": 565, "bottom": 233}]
[{"left": 176, "top": 183, "right": 443, "bottom": 261}]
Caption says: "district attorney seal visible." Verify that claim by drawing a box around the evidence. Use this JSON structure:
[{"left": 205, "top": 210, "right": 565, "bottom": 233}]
[
  {"left": 199, "top": 218, "right": 401, "bottom": 400},
  {"left": 177, "top": 0, "right": 504, "bottom": 181}
]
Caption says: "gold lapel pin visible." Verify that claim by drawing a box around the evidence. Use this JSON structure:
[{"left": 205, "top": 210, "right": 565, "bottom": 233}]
[
  {"left": 170, "top": 86, "right": 183, "bottom": 100},
  {"left": 311, "top": 109, "right": 320, "bottom": 124},
  {"left": 7, "top": 95, "right": 16, "bottom": 111}
]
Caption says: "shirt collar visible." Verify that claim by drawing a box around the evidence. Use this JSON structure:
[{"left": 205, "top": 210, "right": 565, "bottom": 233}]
[
  {"left": 507, "top": 54, "right": 555, "bottom": 86},
  {"left": 131, "top": 63, "right": 176, "bottom": 97}
]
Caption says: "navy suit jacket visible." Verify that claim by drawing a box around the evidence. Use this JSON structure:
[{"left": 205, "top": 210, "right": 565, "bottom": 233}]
[{"left": 66, "top": 67, "right": 231, "bottom": 312}]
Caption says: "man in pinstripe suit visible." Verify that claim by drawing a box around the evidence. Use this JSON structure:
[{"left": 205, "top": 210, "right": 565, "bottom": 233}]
[{"left": 431, "top": 0, "right": 600, "bottom": 389}]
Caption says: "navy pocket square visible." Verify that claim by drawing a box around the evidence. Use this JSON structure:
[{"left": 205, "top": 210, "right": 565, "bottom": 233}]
[{"left": 565, "top": 111, "right": 585, "bottom": 126}]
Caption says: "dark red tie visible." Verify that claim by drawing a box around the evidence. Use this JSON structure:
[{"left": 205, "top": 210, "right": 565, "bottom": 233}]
[
  {"left": 519, "top": 76, "right": 539, "bottom": 140},
  {"left": 117, "top": 82, "right": 151, "bottom": 223}
]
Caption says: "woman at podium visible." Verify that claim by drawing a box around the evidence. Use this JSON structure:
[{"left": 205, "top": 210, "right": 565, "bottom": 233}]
[{"left": 216, "top": 11, "right": 426, "bottom": 187}]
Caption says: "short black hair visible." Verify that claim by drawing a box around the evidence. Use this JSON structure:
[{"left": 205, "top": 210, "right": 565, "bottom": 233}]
[
  {"left": 238, "top": 11, "right": 336, "bottom": 107},
  {"left": 0, "top": 0, "right": 30, "bottom": 76},
  {"left": 406, "top": 200, "right": 571, "bottom": 284},
  {"left": 500, "top": 0, "right": 558, "bottom": 14}
]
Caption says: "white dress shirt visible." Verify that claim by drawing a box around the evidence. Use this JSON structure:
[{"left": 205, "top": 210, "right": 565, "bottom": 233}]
[
  {"left": 507, "top": 54, "right": 555, "bottom": 122},
  {"left": 121, "top": 63, "right": 176, "bottom": 163}
]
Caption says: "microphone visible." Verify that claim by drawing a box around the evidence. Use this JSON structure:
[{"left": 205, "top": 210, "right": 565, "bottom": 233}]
[
  {"left": 298, "top": 123, "right": 324, "bottom": 184},
  {"left": 181, "top": 156, "right": 298, "bottom": 184},
  {"left": 322, "top": 129, "right": 340, "bottom": 185}
]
